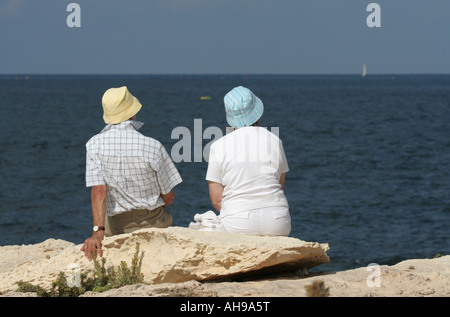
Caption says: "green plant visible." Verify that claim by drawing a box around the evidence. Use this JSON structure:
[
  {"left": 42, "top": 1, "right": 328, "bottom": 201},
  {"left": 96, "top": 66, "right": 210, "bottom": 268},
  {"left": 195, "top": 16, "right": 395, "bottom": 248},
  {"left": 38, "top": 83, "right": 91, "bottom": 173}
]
[
  {"left": 16, "top": 270, "right": 94, "bottom": 297},
  {"left": 91, "top": 242, "right": 144, "bottom": 292},
  {"left": 16, "top": 281, "right": 51, "bottom": 297},
  {"left": 16, "top": 243, "right": 144, "bottom": 297}
]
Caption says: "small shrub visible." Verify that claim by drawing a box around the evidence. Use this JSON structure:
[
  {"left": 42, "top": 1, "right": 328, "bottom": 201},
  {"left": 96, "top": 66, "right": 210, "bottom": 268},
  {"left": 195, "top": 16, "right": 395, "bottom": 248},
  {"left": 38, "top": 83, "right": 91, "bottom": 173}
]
[
  {"left": 92, "top": 242, "right": 144, "bottom": 291},
  {"left": 16, "top": 281, "right": 51, "bottom": 297},
  {"left": 16, "top": 243, "right": 144, "bottom": 297}
]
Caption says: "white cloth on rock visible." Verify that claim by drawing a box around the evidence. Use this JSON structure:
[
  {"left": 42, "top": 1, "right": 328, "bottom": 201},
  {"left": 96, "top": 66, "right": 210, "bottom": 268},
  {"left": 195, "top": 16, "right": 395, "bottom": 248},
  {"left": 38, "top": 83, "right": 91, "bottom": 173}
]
[{"left": 188, "top": 210, "right": 226, "bottom": 232}]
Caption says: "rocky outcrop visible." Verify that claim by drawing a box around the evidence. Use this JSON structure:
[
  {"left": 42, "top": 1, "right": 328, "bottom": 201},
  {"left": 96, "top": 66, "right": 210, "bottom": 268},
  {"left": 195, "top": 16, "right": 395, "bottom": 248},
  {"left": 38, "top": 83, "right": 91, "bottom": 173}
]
[
  {"left": 2, "top": 227, "right": 449, "bottom": 297},
  {"left": 78, "top": 255, "right": 450, "bottom": 297},
  {"left": 0, "top": 226, "right": 329, "bottom": 293},
  {"left": 206, "top": 256, "right": 450, "bottom": 297}
]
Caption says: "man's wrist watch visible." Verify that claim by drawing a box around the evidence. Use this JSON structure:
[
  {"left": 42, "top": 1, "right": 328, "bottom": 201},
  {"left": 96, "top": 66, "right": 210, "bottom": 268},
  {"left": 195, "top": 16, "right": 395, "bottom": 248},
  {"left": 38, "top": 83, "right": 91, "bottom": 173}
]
[{"left": 93, "top": 226, "right": 105, "bottom": 232}]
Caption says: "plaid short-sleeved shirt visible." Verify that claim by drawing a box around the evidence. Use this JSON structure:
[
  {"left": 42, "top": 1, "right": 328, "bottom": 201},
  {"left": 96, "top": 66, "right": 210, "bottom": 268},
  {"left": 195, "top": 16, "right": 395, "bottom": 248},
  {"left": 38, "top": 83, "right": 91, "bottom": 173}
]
[{"left": 86, "top": 120, "right": 182, "bottom": 216}]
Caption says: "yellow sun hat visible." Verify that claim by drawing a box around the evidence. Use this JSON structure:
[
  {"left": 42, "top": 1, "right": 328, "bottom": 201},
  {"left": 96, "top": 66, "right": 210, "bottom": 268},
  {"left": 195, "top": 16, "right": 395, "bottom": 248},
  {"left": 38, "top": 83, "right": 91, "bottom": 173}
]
[{"left": 102, "top": 86, "right": 142, "bottom": 124}]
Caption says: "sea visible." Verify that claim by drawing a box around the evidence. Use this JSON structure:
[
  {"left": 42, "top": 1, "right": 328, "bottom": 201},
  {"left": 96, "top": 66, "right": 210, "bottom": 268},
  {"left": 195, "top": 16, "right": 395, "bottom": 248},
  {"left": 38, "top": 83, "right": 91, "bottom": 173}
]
[{"left": 1, "top": 74, "right": 449, "bottom": 272}]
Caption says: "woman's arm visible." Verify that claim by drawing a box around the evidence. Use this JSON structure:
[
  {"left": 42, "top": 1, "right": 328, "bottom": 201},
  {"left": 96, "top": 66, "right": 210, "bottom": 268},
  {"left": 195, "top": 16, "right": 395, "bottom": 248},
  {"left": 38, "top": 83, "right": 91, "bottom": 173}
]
[
  {"left": 279, "top": 173, "right": 286, "bottom": 189},
  {"left": 208, "top": 181, "right": 224, "bottom": 212}
]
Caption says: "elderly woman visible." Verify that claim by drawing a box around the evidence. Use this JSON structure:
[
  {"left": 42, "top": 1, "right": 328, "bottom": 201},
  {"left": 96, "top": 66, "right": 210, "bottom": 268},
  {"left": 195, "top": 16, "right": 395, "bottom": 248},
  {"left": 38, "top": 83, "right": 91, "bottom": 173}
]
[{"left": 206, "top": 86, "right": 291, "bottom": 236}]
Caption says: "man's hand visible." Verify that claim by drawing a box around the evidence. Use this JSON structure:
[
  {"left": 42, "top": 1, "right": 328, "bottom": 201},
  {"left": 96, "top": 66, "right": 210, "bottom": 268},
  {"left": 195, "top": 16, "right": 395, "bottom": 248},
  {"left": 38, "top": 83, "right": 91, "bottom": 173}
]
[{"left": 80, "top": 233, "right": 103, "bottom": 261}]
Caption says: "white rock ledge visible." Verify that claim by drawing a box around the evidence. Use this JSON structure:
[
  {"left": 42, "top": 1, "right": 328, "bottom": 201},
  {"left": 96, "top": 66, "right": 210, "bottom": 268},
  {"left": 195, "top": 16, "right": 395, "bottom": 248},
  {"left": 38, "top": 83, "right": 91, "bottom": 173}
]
[{"left": 0, "top": 226, "right": 329, "bottom": 293}]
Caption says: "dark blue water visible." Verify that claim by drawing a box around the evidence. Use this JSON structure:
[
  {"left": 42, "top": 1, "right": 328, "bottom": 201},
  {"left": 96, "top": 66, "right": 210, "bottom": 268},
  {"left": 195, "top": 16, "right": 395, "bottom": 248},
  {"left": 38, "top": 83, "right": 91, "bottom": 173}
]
[{"left": 1, "top": 74, "right": 449, "bottom": 272}]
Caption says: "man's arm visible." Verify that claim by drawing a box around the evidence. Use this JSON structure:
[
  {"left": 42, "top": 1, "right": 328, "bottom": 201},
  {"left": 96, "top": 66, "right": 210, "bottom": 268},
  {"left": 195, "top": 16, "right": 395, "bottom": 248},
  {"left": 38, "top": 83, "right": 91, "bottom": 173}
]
[
  {"left": 80, "top": 185, "right": 106, "bottom": 260},
  {"left": 208, "top": 181, "right": 224, "bottom": 212},
  {"left": 160, "top": 190, "right": 175, "bottom": 207}
]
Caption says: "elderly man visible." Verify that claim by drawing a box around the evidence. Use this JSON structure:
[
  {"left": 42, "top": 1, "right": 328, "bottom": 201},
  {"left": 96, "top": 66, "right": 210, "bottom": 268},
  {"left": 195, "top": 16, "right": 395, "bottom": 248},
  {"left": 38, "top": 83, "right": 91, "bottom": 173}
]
[{"left": 81, "top": 86, "right": 182, "bottom": 260}]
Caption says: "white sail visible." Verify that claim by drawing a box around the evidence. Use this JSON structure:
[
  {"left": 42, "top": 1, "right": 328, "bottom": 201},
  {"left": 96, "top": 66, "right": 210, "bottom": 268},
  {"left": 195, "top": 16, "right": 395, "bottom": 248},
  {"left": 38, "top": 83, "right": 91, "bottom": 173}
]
[{"left": 362, "top": 64, "right": 367, "bottom": 77}]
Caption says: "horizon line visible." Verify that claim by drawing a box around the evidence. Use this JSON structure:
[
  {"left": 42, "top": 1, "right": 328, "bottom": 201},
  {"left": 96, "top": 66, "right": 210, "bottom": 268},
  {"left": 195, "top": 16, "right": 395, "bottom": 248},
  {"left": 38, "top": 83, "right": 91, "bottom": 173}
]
[{"left": 2, "top": 72, "right": 450, "bottom": 77}]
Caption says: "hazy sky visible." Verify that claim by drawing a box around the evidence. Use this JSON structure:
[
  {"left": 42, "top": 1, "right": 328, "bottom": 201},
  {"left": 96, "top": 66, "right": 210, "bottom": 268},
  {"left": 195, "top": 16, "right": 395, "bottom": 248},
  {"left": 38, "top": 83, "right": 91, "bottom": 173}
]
[{"left": 1, "top": 0, "right": 449, "bottom": 74}]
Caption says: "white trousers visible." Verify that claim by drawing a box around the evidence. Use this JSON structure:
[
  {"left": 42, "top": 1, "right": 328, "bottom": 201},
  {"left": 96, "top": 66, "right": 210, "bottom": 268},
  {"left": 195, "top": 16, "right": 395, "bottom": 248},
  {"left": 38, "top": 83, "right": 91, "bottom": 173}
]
[{"left": 219, "top": 206, "right": 291, "bottom": 236}]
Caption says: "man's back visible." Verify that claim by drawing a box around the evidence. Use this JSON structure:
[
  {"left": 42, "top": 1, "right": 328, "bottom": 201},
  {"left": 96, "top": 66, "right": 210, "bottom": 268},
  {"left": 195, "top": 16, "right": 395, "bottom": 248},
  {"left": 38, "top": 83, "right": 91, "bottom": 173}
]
[{"left": 86, "top": 120, "right": 182, "bottom": 216}]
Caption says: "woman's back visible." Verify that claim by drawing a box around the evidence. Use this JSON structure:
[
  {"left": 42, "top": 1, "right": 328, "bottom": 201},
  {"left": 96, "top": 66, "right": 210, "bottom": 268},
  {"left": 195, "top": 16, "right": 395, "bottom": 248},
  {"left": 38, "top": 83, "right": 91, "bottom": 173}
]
[{"left": 206, "top": 126, "right": 289, "bottom": 217}]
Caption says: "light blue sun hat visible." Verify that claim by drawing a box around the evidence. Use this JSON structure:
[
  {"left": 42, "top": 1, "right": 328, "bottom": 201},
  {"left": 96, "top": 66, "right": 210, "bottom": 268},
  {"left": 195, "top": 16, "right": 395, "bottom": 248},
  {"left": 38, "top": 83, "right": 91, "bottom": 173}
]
[{"left": 224, "top": 86, "right": 264, "bottom": 128}]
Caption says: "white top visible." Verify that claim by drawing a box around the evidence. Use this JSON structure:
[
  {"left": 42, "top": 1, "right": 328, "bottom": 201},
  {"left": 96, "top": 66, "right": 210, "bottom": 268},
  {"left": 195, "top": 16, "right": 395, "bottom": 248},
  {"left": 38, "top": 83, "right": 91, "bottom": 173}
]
[
  {"left": 206, "top": 126, "right": 289, "bottom": 216},
  {"left": 85, "top": 120, "right": 182, "bottom": 216}
]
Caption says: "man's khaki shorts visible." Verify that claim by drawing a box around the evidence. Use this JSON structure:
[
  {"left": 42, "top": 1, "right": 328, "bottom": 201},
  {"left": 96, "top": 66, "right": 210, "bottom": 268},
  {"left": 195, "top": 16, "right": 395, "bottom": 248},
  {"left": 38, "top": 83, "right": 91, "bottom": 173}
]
[{"left": 105, "top": 206, "right": 172, "bottom": 237}]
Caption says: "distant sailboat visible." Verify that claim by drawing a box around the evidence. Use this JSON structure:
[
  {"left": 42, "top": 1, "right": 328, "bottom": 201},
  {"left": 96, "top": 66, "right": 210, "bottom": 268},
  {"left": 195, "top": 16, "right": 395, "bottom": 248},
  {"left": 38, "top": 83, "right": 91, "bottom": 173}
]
[{"left": 362, "top": 64, "right": 367, "bottom": 77}]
